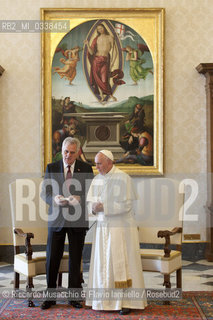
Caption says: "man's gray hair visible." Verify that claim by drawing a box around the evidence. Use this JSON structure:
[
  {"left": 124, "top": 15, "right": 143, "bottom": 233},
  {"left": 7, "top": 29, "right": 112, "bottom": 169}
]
[{"left": 62, "top": 137, "right": 80, "bottom": 152}]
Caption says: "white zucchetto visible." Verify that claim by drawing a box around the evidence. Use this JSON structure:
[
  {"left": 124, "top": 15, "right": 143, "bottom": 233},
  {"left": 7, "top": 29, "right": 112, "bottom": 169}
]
[{"left": 99, "top": 150, "right": 114, "bottom": 161}]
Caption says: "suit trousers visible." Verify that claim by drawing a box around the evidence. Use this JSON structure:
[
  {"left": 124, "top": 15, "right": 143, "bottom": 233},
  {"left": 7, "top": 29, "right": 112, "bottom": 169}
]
[{"left": 46, "top": 227, "right": 86, "bottom": 289}]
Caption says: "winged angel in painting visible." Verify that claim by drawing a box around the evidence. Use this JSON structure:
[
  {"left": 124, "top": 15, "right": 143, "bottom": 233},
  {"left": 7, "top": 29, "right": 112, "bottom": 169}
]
[{"left": 53, "top": 46, "right": 81, "bottom": 85}]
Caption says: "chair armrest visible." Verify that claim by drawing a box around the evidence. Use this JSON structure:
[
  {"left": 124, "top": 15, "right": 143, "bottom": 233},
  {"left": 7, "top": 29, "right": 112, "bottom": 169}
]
[
  {"left": 14, "top": 228, "right": 34, "bottom": 260},
  {"left": 157, "top": 227, "right": 182, "bottom": 258}
]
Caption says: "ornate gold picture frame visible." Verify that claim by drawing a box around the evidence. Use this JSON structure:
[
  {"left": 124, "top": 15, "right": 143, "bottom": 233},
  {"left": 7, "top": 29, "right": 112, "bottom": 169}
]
[{"left": 41, "top": 8, "right": 164, "bottom": 175}]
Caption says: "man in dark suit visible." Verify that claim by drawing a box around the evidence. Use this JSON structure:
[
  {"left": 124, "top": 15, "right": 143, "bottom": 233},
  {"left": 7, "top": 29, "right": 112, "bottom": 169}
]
[{"left": 40, "top": 137, "right": 93, "bottom": 310}]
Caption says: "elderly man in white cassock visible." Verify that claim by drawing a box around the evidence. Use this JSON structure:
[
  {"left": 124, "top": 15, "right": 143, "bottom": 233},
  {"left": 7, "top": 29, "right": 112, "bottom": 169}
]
[{"left": 85, "top": 150, "right": 147, "bottom": 315}]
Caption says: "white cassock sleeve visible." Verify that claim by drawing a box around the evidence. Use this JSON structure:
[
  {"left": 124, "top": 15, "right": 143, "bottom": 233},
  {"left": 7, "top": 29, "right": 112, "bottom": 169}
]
[{"left": 86, "top": 168, "right": 138, "bottom": 218}]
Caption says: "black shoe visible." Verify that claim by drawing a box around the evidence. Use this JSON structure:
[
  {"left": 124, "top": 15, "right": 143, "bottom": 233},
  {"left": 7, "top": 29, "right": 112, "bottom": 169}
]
[
  {"left": 68, "top": 301, "right": 83, "bottom": 308},
  {"left": 41, "top": 300, "right": 56, "bottom": 310},
  {"left": 119, "top": 308, "right": 130, "bottom": 315}
]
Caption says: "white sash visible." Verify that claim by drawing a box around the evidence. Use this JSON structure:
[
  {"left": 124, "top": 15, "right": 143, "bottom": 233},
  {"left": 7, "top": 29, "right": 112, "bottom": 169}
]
[{"left": 110, "top": 227, "right": 132, "bottom": 288}]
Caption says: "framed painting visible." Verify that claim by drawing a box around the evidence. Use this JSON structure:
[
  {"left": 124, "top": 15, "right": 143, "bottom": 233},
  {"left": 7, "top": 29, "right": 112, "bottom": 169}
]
[{"left": 41, "top": 8, "right": 164, "bottom": 175}]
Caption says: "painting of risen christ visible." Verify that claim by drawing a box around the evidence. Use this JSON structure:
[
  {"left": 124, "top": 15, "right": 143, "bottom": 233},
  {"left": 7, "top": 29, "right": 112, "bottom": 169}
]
[{"left": 83, "top": 20, "right": 124, "bottom": 104}]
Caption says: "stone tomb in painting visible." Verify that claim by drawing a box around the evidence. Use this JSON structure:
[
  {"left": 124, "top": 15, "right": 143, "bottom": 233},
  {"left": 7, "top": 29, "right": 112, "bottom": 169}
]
[{"left": 65, "top": 112, "right": 126, "bottom": 160}]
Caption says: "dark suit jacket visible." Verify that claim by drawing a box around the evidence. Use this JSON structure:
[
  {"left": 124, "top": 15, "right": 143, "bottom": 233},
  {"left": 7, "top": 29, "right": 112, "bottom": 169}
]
[{"left": 41, "top": 159, "right": 94, "bottom": 231}]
